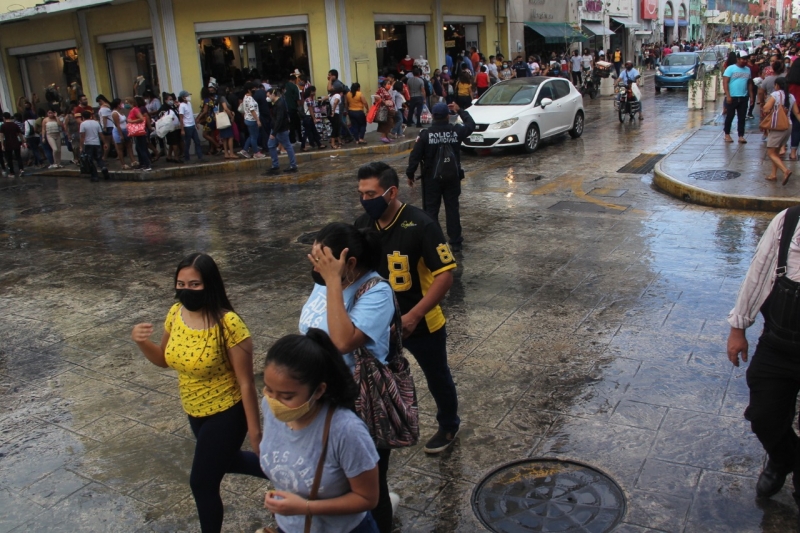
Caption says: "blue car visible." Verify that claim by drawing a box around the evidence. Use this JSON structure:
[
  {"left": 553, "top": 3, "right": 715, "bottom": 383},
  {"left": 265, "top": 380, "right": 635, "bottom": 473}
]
[{"left": 655, "top": 52, "right": 706, "bottom": 93}]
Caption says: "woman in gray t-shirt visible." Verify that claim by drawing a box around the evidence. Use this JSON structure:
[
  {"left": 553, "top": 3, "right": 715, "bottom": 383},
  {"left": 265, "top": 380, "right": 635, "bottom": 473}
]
[{"left": 260, "top": 330, "right": 380, "bottom": 533}]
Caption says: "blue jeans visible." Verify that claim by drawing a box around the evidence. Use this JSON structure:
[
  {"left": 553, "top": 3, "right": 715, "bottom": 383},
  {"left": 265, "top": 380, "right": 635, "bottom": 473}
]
[
  {"left": 41, "top": 134, "right": 54, "bottom": 165},
  {"left": 349, "top": 111, "right": 367, "bottom": 141},
  {"left": 268, "top": 130, "right": 297, "bottom": 169},
  {"left": 402, "top": 327, "right": 460, "bottom": 433},
  {"left": 279, "top": 513, "right": 378, "bottom": 533},
  {"left": 133, "top": 135, "right": 151, "bottom": 168},
  {"left": 406, "top": 96, "right": 425, "bottom": 126},
  {"left": 26, "top": 136, "right": 42, "bottom": 165},
  {"left": 243, "top": 120, "right": 260, "bottom": 153},
  {"left": 183, "top": 126, "right": 203, "bottom": 161}
]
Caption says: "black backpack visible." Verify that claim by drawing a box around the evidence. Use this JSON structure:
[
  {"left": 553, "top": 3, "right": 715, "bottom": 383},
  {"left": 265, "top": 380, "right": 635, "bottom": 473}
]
[{"left": 432, "top": 142, "right": 460, "bottom": 180}]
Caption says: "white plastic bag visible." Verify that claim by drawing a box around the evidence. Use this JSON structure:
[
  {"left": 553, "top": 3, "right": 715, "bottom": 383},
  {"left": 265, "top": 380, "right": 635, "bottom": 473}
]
[
  {"left": 630, "top": 82, "right": 642, "bottom": 102},
  {"left": 420, "top": 104, "right": 432, "bottom": 125},
  {"left": 155, "top": 111, "right": 179, "bottom": 138}
]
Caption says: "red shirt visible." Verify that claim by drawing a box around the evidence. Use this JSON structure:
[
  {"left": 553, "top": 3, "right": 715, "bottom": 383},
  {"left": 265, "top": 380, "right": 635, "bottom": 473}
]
[
  {"left": 398, "top": 58, "right": 414, "bottom": 72},
  {"left": 476, "top": 72, "right": 490, "bottom": 88},
  {"left": 73, "top": 104, "right": 92, "bottom": 116}
]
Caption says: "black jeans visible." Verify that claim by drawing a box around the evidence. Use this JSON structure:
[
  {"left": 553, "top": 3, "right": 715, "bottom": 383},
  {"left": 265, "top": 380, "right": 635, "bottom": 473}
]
[
  {"left": 407, "top": 96, "right": 425, "bottom": 126},
  {"left": 403, "top": 327, "right": 460, "bottom": 433},
  {"left": 572, "top": 71, "right": 582, "bottom": 85},
  {"left": 289, "top": 109, "right": 303, "bottom": 146},
  {"left": 422, "top": 174, "right": 463, "bottom": 244},
  {"left": 83, "top": 144, "right": 107, "bottom": 179},
  {"left": 370, "top": 448, "right": 392, "bottom": 533},
  {"left": 745, "top": 329, "right": 800, "bottom": 504},
  {"left": 791, "top": 117, "right": 800, "bottom": 149},
  {"left": 4, "top": 147, "right": 22, "bottom": 173},
  {"left": 724, "top": 96, "right": 749, "bottom": 138},
  {"left": 188, "top": 401, "right": 266, "bottom": 533},
  {"left": 133, "top": 135, "right": 151, "bottom": 168},
  {"left": 302, "top": 115, "right": 322, "bottom": 148},
  {"left": 349, "top": 111, "right": 367, "bottom": 140}
]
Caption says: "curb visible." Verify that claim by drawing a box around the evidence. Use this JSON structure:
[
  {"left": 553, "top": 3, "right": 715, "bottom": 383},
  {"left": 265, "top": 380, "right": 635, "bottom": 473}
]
[
  {"left": 37, "top": 139, "right": 415, "bottom": 182},
  {"left": 653, "top": 161, "right": 800, "bottom": 212}
]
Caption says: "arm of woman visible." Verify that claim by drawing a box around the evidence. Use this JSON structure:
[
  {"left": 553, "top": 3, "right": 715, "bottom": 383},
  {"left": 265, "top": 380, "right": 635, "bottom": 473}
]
[
  {"left": 222, "top": 101, "right": 234, "bottom": 120},
  {"left": 131, "top": 324, "right": 169, "bottom": 367},
  {"left": 361, "top": 94, "right": 370, "bottom": 111},
  {"left": 228, "top": 337, "right": 262, "bottom": 453},
  {"left": 112, "top": 112, "right": 122, "bottom": 134},
  {"left": 264, "top": 466, "right": 379, "bottom": 516},
  {"left": 762, "top": 95, "right": 776, "bottom": 114}
]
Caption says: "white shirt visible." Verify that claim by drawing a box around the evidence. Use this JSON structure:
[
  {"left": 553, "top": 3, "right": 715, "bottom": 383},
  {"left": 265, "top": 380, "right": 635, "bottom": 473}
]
[
  {"left": 571, "top": 56, "right": 583, "bottom": 72},
  {"left": 529, "top": 62, "right": 540, "bottom": 74},
  {"left": 98, "top": 106, "right": 113, "bottom": 129},
  {"left": 487, "top": 63, "right": 498, "bottom": 77},
  {"left": 178, "top": 102, "right": 195, "bottom": 126},
  {"left": 728, "top": 209, "right": 800, "bottom": 329},
  {"left": 243, "top": 95, "right": 259, "bottom": 121},
  {"left": 582, "top": 55, "right": 593, "bottom": 69},
  {"left": 330, "top": 93, "right": 342, "bottom": 115}
]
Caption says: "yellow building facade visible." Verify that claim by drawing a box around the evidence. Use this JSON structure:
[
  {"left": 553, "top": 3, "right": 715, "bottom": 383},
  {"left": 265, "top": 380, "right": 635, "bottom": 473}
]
[{"left": 0, "top": 0, "right": 509, "bottom": 115}]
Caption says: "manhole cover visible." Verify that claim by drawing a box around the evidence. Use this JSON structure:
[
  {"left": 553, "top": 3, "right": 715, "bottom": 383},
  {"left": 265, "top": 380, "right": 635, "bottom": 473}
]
[
  {"left": 20, "top": 204, "right": 71, "bottom": 215},
  {"left": 688, "top": 170, "right": 741, "bottom": 181},
  {"left": 472, "top": 459, "right": 626, "bottom": 533},
  {"left": 296, "top": 231, "right": 318, "bottom": 245}
]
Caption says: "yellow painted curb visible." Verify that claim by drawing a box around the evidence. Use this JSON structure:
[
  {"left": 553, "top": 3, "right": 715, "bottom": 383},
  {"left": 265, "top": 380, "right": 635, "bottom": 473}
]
[
  {"left": 653, "top": 161, "right": 800, "bottom": 212},
  {"left": 39, "top": 139, "right": 415, "bottom": 182}
]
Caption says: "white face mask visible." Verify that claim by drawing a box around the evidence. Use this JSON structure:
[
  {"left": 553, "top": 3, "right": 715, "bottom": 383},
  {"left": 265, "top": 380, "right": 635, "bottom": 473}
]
[{"left": 185, "top": 96, "right": 191, "bottom": 103}]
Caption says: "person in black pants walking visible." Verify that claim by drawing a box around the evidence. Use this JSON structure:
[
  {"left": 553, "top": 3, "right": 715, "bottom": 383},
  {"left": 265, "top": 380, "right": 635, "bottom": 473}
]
[
  {"left": 355, "top": 161, "right": 461, "bottom": 456},
  {"left": 406, "top": 102, "right": 475, "bottom": 252},
  {"left": 722, "top": 50, "right": 752, "bottom": 144},
  {"left": 405, "top": 68, "right": 427, "bottom": 127},
  {"left": 728, "top": 206, "right": 800, "bottom": 523}
]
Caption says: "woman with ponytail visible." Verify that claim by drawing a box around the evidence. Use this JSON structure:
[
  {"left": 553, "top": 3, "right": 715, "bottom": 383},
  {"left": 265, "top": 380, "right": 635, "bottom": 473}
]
[
  {"left": 259, "top": 329, "right": 380, "bottom": 532},
  {"left": 763, "top": 76, "right": 800, "bottom": 185},
  {"left": 131, "top": 252, "right": 265, "bottom": 533},
  {"left": 298, "top": 222, "right": 398, "bottom": 533}
]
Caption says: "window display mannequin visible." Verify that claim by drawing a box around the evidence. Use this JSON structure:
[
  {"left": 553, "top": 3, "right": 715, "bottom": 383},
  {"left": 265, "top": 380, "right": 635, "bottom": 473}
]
[{"left": 414, "top": 56, "right": 431, "bottom": 80}]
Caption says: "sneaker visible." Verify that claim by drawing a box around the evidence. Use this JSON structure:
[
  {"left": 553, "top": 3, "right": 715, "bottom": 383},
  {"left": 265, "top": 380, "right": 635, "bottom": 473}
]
[
  {"left": 47, "top": 164, "right": 56, "bottom": 169},
  {"left": 239, "top": 150, "right": 251, "bottom": 158},
  {"left": 253, "top": 152, "right": 266, "bottom": 159},
  {"left": 746, "top": 113, "right": 755, "bottom": 119},
  {"left": 284, "top": 166, "right": 298, "bottom": 173},
  {"left": 17, "top": 170, "right": 24, "bottom": 177},
  {"left": 390, "top": 492, "right": 400, "bottom": 515},
  {"left": 1, "top": 171, "right": 7, "bottom": 178},
  {"left": 401, "top": 124, "right": 407, "bottom": 133},
  {"left": 450, "top": 242, "right": 463, "bottom": 253},
  {"left": 423, "top": 428, "right": 460, "bottom": 454},
  {"left": 142, "top": 167, "right": 152, "bottom": 172},
  {"left": 265, "top": 167, "right": 281, "bottom": 175}
]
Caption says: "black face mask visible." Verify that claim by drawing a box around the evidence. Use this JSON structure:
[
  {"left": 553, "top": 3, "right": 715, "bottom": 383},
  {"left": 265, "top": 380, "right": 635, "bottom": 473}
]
[
  {"left": 176, "top": 288, "right": 206, "bottom": 311},
  {"left": 311, "top": 268, "right": 326, "bottom": 286},
  {"left": 361, "top": 187, "right": 393, "bottom": 220}
]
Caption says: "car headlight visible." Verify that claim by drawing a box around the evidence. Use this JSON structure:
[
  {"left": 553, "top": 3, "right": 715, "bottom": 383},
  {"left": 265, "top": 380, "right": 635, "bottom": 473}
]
[
  {"left": 656, "top": 68, "right": 662, "bottom": 75},
  {"left": 686, "top": 68, "right": 695, "bottom": 76},
  {"left": 489, "top": 118, "right": 518, "bottom": 130}
]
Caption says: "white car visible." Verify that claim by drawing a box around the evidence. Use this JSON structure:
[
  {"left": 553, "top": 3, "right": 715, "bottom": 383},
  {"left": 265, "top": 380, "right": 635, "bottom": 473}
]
[{"left": 462, "top": 77, "right": 585, "bottom": 153}]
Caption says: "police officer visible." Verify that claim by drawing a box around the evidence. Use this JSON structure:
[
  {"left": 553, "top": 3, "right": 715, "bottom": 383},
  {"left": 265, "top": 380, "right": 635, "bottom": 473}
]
[
  {"left": 727, "top": 206, "right": 800, "bottom": 517},
  {"left": 406, "top": 102, "right": 475, "bottom": 253}
]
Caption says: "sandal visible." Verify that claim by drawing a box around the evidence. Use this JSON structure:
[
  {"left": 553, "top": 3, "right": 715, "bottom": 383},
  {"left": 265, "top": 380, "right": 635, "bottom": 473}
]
[
  {"left": 739, "top": 137, "right": 748, "bottom": 144},
  {"left": 122, "top": 164, "right": 131, "bottom": 170},
  {"left": 783, "top": 171, "right": 792, "bottom": 186},
  {"left": 724, "top": 136, "right": 733, "bottom": 143},
  {"left": 766, "top": 175, "right": 777, "bottom": 181}
]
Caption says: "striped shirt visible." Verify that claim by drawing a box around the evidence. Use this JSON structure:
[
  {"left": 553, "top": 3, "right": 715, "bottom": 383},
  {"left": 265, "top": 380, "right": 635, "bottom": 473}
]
[{"left": 728, "top": 209, "right": 800, "bottom": 329}]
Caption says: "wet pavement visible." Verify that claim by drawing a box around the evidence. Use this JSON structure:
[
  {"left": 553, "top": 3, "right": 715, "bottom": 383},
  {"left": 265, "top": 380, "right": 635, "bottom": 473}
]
[
  {"left": 1, "top": 87, "right": 797, "bottom": 533},
  {"left": 656, "top": 116, "right": 800, "bottom": 210}
]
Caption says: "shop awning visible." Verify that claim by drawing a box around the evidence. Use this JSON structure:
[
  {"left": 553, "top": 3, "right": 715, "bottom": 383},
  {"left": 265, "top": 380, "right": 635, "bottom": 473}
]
[
  {"left": 0, "top": 0, "right": 114, "bottom": 24},
  {"left": 524, "top": 22, "right": 587, "bottom": 44},
  {"left": 678, "top": 19, "right": 689, "bottom": 27},
  {"left": 610, "top": 16, "right": 642, "bottom": 30},
  {"left": 664, "top": 19, "right": 675, "bottom": 27},
  {"left": 582, "top": 22, "right": 615, "bottom": 37}
]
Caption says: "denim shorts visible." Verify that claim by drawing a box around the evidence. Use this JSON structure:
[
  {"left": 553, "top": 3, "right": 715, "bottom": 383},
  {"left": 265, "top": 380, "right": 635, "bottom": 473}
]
[{"left": 112, "top": 128, "right": 128, "bottom": 144}]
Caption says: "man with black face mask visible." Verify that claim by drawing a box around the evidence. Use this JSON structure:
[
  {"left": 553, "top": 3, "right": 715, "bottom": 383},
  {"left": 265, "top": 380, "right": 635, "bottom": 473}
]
[{"left": 354, "top": 161, "right": 461, "bottom": 455}]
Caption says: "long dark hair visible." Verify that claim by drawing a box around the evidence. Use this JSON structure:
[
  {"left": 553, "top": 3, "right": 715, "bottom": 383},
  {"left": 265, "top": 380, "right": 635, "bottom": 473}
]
[
  {"left": 350, "top": 82, "right": 360, "bottom": 98},
  {"left": 264, "top": 329, "right": 358, "bottom": 410},
  {"left": 315, "top": 222, "right": 381, "bottom": 273},
  {"left": 775, "top": 77, "right": 790, "bottom": 110},
  {"left": 786, "top": 58, "right": 800, "bottom": 85},
  {"left": 174, "top": 253, "right": 235, "bottom": 355}
]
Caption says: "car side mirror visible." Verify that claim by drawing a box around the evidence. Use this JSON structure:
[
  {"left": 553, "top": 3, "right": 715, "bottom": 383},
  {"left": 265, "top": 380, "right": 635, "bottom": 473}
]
[
  {"left": 472, "top": 99, "right": 478, "bottom": 105},
  {"left": 540, "top": 98, "right": 553, "bottom": 108}
]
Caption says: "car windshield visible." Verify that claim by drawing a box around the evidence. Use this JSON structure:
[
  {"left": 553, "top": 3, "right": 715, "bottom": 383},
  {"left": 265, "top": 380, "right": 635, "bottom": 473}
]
[
  {"left": 476, "top": 83, "right": 539, "bottom": 105},
  {"left": 701, "top": 53, "right": 717, "bottom": 61},
  {"left": 663, "top": 55, "right": 695, "bottom": 66}
]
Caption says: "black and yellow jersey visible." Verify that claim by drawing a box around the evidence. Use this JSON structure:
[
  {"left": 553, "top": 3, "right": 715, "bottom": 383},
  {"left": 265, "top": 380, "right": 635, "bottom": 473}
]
[{"left": 355, "top": 203, "right": 457, "bottom": 337}]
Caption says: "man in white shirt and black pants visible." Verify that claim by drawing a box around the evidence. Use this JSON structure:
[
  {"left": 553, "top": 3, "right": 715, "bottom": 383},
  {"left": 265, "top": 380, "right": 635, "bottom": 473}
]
[{"left": 728, "top": 206, "right": 800, "bottom": 524}]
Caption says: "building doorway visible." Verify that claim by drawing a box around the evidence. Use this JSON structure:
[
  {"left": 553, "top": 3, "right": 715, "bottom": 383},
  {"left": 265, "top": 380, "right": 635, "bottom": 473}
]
[
  {"left": 444, "top": 23, "right": 479, "bottom": 65},
  {"left": 375, "top": 24, "right": 427, "bottom": 74}
]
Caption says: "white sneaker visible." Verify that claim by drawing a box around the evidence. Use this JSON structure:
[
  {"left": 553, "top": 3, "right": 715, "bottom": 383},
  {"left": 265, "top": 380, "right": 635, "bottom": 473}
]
[
  {"left": 48, "top": 164, "right": 56, "bottom": 169},
  {"left": 390, "top": 492, "right": 400, "bottom": 515},
  {"left": 253, "top": 152, "right": 266, "bottom": 159},
  {"left": 239, "top": 150, "right": 251, "bottom": 158}
]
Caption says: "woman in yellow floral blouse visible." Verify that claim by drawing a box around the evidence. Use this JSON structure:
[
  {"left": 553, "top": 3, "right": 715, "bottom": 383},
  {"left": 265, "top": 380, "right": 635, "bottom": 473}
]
[{"left": 131, "top": 252, "right": 264, "bottom": 533}]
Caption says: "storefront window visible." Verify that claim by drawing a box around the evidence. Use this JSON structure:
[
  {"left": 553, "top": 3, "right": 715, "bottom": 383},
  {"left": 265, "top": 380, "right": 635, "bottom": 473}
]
[
  {"left": 22, "top": 48, "right": 82, "bottom": 111},
  {"left": 374, "top": 24, "right": 427, "bottom": 74},
  {"left": 198, "top": 32, "right": 308, "bottom": 86},
  {"left": 107, "top": 44, "right": 159, "bottom": 99}
]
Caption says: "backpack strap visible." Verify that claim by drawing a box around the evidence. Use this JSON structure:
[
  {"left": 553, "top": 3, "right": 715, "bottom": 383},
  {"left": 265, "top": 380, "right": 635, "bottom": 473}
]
[{"left": 777, "top": 205, "right": 800, "bottom": 277}]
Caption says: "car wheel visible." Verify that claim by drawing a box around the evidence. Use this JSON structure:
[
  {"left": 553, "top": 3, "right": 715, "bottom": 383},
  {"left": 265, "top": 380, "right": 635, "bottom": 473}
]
[
  {"left": 569, "top": 112, "right": 584, "bottom": 138},
  {"left": 524, "top": 124, "right": 540, "bottom": 153}
]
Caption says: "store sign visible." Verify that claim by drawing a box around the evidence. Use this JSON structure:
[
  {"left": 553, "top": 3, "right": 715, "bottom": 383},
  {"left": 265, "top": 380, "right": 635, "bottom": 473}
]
[
  {"left": 376, "top": 40, "right": 387, "bottom": 48},
  {"left": 641, "top": 0, "right": 658, "bottom": 20},
  {"left": 444, "top": 40, "right": 456, "bottom": 48}
]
